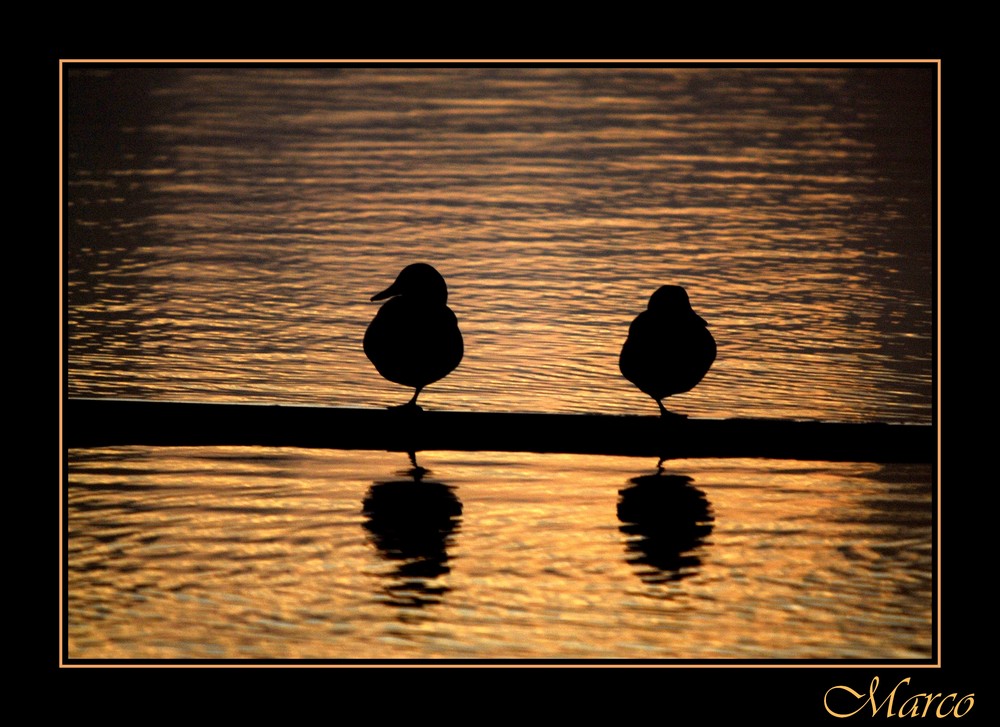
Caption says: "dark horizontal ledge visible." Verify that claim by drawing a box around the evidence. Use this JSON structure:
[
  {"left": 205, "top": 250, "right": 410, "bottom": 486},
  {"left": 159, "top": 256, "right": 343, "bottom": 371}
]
[{"left": 64, "top": 398, "right": 934, "bottom": 463}]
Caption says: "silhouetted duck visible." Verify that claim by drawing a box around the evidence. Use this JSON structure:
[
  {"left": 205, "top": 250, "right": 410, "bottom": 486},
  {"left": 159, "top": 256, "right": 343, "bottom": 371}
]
[
  {"left": 364, "top": 263, "right": 464, "bottom": 409},
  {"left": 619, "top": 285, "right": 716, "bottom": 417}
]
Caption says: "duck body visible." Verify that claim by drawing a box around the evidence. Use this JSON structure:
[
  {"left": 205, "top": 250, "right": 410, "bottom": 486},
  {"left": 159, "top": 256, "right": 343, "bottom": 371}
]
[
  {"left": 364, "top": 263, "right": 463, "bottom": 406},
  {"left": 619, "top": 285, "right": 716, "bottom": 416}
]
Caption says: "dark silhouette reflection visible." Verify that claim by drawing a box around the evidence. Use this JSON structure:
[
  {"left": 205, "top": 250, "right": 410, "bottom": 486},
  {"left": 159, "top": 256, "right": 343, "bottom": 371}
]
[
  {"left": 617, "top": 470, "right": 714, "bottom": 584},
  {"left": 619, "top": 285, "right": 716, "bottom": 418},
  {"left": 364, "top": 263, "right": 464, "bottom": 409},
  {"left": 362, "top": 463, "right": 462, "bottom": 608}
]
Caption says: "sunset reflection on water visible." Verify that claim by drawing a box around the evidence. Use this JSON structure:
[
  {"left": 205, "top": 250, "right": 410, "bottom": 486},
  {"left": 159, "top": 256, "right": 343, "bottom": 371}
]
[
  {"left": 67, "top": 65, "right": 932, "bottom": 422},
  {"left": 67, "top": 448, "right": 931, "bottom": 659},
  {"left": 65, "top": 65, "right": 935, "bottom": 660}
]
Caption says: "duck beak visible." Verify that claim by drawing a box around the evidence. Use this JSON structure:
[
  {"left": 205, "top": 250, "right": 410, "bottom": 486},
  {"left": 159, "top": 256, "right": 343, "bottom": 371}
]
[{"left": 370, "top": 281, "right": 400, "bottom": 302}]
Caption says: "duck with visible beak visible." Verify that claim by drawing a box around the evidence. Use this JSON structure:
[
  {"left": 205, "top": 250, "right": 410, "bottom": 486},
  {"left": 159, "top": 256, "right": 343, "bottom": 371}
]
[{"left": 364, "top": 263, "right": 464, "bottom": 409}]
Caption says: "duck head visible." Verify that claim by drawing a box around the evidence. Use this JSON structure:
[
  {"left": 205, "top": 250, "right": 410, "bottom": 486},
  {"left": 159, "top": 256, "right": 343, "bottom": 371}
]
[
  {"left": 371, "top": 263, "right": 449, "bottom": 305},
  {"left": 647, "top": 285, "right": 691, "bottom": 313}
]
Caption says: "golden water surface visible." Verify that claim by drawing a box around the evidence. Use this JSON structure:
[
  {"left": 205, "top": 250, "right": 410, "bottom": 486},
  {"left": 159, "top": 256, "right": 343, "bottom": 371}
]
[{"left": 64, "top": 65, "right": 935, "bottom": 660}]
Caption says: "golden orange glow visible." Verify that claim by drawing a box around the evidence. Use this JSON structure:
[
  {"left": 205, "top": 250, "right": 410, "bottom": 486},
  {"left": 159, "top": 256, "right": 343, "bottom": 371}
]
[
  {"left": 67, "top": 447, "right": 932, "bottom": 659},
  {"left": 65, "top": 65, "right": 935, "bottom": 661}
]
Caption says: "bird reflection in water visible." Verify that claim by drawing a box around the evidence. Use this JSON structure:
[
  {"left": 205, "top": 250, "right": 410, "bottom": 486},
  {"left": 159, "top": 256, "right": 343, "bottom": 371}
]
[
  {"left": 617, "top": 470, "right": 714, "bottom": 585},
  {"left": 362, "top": 457, "right": 462, "bottom": 609}
]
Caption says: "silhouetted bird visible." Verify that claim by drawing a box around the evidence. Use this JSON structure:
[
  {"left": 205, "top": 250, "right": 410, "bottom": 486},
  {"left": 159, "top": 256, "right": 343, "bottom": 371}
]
[
  {"left": 364, "top": 263, "right": 464, "bottom": 408},
  {"left": 619, "top": 285, "right": 716, "bottom": 417},
  {"left": 617, "top": 471, "right": 714, "bottom": 583}
]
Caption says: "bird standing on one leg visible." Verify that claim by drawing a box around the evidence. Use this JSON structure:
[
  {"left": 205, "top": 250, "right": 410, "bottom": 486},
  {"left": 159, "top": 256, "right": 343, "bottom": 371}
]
[
  {"left": 619, "top": 285, "right": 716, "bottom": 418},
  {"left": 364, "top": 263, "right": 464, "bottom": 410}
]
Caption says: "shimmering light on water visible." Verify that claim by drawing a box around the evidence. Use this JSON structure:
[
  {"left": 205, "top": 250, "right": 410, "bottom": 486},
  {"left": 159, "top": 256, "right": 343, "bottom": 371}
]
[
  {"left": 67, "top": 65, "right": 932, "bottom": 421},
  {"left": 64, "top": 65, "right": 935, "bottom": 660},
  {"left": 67, "top": 447, "right": 931, "bottom": 660}
]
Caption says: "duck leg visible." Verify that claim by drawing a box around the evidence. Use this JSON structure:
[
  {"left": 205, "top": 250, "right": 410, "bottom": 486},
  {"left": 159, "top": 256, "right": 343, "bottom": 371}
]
[
  {"left": 405, "top": 451, "right": 430, "bottom": 480},
  {"left": 408, "top": 387, "right": 423, "bottom": 407},
  {"left": 388, "top": 387, "right": 424, "bottom": 412},
  {"left": 656, "top": 398, "right": 688, "bottom": 420}
]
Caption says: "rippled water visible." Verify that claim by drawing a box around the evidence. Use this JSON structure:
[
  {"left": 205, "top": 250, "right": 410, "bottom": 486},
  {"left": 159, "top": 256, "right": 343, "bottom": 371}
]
[
  {"left": 67, "top": 447, "right": 931, "bottom": 660},
  {"left": 64, "top": 65, "right": 936, "bottom": 660}
]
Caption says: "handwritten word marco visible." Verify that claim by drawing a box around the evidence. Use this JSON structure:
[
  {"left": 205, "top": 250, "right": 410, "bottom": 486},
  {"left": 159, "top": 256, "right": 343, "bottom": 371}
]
[{"left": 824, "top": 677, "right": 974, "bottom": 719}]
